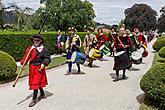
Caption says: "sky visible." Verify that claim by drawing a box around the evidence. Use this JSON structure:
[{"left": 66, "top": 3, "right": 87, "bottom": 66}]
[{"left": 2, "top": 0, "right": 165, "bottom": 25}]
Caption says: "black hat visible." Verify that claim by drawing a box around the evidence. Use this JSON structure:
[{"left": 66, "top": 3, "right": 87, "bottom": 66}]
[{"left": 30, "top": 34, "right": 44, "bottom": 44}]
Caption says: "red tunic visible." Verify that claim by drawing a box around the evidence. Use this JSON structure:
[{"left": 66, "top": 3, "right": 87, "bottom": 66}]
[
  {"left": 96, "top": 33, "right": 107, "bottom": 48},
  {"left": 20, "top": 46, "right": 51, "bottom": 90},
  {"left": 137, "top": 33, "right": 147, "bottom": 47}
]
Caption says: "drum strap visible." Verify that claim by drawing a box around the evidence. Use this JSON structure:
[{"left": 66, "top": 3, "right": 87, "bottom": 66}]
[{"left": 117, "top": 36, "right": 125, "bottom": 49}]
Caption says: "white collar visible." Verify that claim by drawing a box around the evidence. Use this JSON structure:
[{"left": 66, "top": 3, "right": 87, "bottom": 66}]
[{"left": 32, "top": 45, "right": 44, "bottom": 52}]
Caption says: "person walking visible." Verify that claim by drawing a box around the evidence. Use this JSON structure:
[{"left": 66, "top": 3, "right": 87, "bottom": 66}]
[
  {"left": 113, "top": 27, "right": 132, "bottom": 82},
  {"left": 20, "top": 34, "right": 51, "bottom": 107},
  {"left": 65, "top": 27, "right": 82, "bottom": 75},
  {"left": 83, "top": 27, "right": 98, "bottom": 67}
]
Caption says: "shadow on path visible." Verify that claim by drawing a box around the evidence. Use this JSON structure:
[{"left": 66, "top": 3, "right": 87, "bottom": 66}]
[
  {"left": 16, "top": 91, "right": 54, "bottom": 105},
  {"left": 109, "top": 73, "right": 129, "bottom": 81},
  {"left": 128, "top": 67, "right": 140, "bottom": 71},
  {"left": 136, "top": 93, "right": 145, "bottom": 104},
  {"left": 83, "top": 63, "right": 100, "bottom": 68}
]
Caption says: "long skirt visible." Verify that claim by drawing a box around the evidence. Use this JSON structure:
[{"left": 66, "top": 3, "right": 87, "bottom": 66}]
[
  {"left": 113, "top": 50, "right": 131, "bottom": 70},
  {"left": 29, "top": 64, "right": 48, "bottom": 90}
]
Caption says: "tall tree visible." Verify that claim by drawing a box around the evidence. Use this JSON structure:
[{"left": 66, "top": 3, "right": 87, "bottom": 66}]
[
  {"left": 124, "top": 4, "right": 157, "bottom": 32},
  {"left": 158, "top": 6, "right": 165, "bottom": 33},
  {"left": 35, "top": 0, "right": 96, "bottom": 31}
]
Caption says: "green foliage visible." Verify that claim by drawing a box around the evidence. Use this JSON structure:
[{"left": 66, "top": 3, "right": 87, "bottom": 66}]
[
  {"left": 158, "top": 6, "right": 165, "bottom": 33},
  {"left": 0, "top": 31, "right": 88, "bottom": 61},
  {"left": 0, "top": 50, "right": 17, "bottom": 81},
  {"left": 140, "top": 57, "right": 165, "bottom": 109},
  {"left": 0, "top": 32, "right": 56, "bottom": 61},
  {"left": 35, "top": 0, "right": 96, "bottom": 31},
  {"left": 153, "top": 37, "right": 165, "bottom": 52},
  {"left": 124, "top": 4, "right": 157, "bottom": 32},
  {"left": 158, "top": 46, "right": 165, "bottom": 58}
]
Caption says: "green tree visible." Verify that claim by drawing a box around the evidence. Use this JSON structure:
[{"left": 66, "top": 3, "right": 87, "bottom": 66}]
[
  {"left": 35, "top": 0, "right": 96, "bottom": 31},
  {"left": 124, "top": 4, "right": 157, "bottom": 32},
  {"left": 158, "top": 5, "right": 165, "bottom": 33}
]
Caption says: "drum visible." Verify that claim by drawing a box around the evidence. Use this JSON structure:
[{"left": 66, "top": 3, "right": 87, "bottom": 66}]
[
  {"left": 138, "top": 47, "right": 144, "bottom": 54},
  {"left": 142, "top": 49, "right": 148, "bottom": 58},
  {"left": 99, "top": 44, "right": 110, "bottom": 55},
  {"left": 138, "top": 45, "right": 148, "bottom": 58},
  {"left": 131, "top": 51, "right": 142, "bottom": 64},
  {"left": 89, "top": 48, "right": 102, "bottom": 60},
  {"left": 71, "top": 51, "right": 86, "bottom": 64},
  {"left": 114, "top": 51, "right": 125, "bottom": 57}
]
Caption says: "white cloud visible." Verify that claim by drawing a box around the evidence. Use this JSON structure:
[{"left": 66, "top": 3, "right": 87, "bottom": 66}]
[{"left": 2, "top": 0, "right": 40, "bottom": 10}]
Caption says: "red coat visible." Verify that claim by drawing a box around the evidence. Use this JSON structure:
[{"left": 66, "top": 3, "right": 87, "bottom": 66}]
[
  {"left": 96, "top": 33, "right": 107, "bottom": 48},
  {"left": 113, "top": 35, "right": 132, "bottom": 49},
  {"left": 20, "top": 46, "right": 51, "bottom": 90},
  {"left": 136, "top": 33, "right": 147, "bottom": 47}
]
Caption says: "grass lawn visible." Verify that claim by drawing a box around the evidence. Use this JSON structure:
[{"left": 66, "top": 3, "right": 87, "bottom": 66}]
[{"left": 140, "top": 53, "right": 165, "bottom": 110}]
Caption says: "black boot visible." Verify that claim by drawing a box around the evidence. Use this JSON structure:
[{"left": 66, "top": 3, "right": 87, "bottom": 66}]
[
  {"left": 122, "top": 69, "right": 126, "bottom": 79},
  {"left": 38, "top": 87, "right": 46, "bottom": 100},
  {"left": 29, "top": 90, "right": 38, "bottom": 107},
  {"left": 77, "top": 64, "right": 81, "bottom": 73}
]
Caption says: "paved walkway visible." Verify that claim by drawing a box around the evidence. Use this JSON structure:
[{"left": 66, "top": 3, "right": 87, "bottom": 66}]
[{"left": 0, "top": 41, "right": 155, "bottom": 110}]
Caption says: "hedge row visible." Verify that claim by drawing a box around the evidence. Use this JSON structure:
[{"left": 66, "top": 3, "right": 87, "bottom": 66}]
[
  {"left": 0, "top": 32, "right": 88, "bottom": 61},
  {"left": 153, "top": 36, "right": 165, "bottom": 52},
  {"left": 140, "top": 63, "right": 165, "bottom": 109},
  {"left": 158, "top": 46, "right": 165, "bottom": 58}
]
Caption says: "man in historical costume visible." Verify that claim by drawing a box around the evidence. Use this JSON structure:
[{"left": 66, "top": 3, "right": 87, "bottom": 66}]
[
  {"left": 113, "top": 27, "right": 132, "bottom": 82},
  {"left": 55, "top": 30, "right": 64, "bottom": 55},
  {"left": 96, "top": 28, "right": 107, "bottom": 49},
  {"left": 83, "top": 27, "right": 98, "bottom": 67},
  {"left": 107, "top": 27, "right": 117, "bottom": 56},
  {"left": 65, "top": 27, "right": 82, "bottom": 75},
  {"left": 134, "top": 27, "right": 147, "bottom": 48},
  {"left": 20, "top": 34, "right": 51, "bottom": 107}
]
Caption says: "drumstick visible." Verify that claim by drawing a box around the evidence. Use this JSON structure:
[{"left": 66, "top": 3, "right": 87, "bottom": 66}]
[{"left": 12, "top": 48, "right": 32, "bottom": 87}]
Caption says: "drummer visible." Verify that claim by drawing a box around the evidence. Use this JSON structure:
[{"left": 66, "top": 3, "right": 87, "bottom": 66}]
[
  {"left": 83, "top": 27, "right": 98, "bottom": 67},
  {"left": 96, "top": 28, "right": 107, "bottom": 49},
  {"left": 113, "top": 26, "right": 132, "bottom": 82},
  {"left": 65, "top": 27, "right": 82, "bottom": 75},
  {"left": 134, "top": 27, "right": 147, "bottom": 48}
]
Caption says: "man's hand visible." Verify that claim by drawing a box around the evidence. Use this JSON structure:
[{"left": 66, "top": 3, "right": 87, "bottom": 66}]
[
  {"left": 40, "top": 64, "right": 45, "bottom": 69},
  {"left": 39, "top": 64, "right": 45, "bottom": 73}
]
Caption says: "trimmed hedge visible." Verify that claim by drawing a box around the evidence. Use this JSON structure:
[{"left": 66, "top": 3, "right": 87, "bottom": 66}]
[
  {"left": 158, "top": 46, "right": 165, "bottom": 58},
  {"left": 0, "top": 50, "right": 17, "bottom": 81},
  {"left": 0, "top": 32, "right": 88, "bottom": 61},
  {"left": 140, "top": 63, "right": 165, "bottom": 109},
  {"left": 153, "top": 36, "right": 165, "bottom": 52}
]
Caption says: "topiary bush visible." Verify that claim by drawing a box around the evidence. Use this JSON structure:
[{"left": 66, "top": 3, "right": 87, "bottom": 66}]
[
  {"left": 158, "top": 46, "right": 165, "bottom": 58},
  {"left": 153, "top": 36, "right": 165, "bottom": 52},
  {"left": 140, "top": 63, "right": 165, "bottom": 109},
  {"left": 0, "top": 50, "right": 17, "bottom": 81}
]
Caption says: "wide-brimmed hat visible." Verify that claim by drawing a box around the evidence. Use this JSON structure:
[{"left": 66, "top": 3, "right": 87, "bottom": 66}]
[
  {"left": 68, "top": 27, "right": 77, "bottom": 32},
  {"left": 30, "top": 34, "right": 44, "bottom": 44}
]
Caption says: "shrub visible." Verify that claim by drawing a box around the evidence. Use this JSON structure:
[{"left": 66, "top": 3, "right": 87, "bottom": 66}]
[
  {"left": 0, "top": 50, "right": 17, "bottom": 81},
  {"left": 140, "top": 63, "right": 165, "bottom": 109},
  {"left": 158, "top": 46, "right": 165, "bottom": 58},
  {"left": 153, "top": 36, "right": 165, "bottom": 52},
  {"left": 0, "top": 32, "right": 88, "bottom": 61}
]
